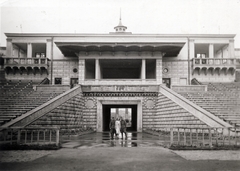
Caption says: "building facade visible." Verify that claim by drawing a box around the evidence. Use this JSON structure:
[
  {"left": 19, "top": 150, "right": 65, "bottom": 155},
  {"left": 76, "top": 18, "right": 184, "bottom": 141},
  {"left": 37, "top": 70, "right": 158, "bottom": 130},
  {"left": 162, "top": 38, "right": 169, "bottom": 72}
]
[{"left": 2, "top": 22, "right": 239, "bottom": 132}]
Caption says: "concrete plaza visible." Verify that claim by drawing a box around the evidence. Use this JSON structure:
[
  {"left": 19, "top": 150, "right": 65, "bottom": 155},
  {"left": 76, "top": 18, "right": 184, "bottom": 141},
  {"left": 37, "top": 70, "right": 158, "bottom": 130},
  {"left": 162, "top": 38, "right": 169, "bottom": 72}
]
[{"left": 1, "top": 132, "right": 240, "bottom": 171}]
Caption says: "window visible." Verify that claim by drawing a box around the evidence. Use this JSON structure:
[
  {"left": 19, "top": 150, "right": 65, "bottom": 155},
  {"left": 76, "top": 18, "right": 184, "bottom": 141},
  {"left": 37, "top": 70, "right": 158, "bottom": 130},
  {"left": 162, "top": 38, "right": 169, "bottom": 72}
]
[
  {"left": 55, "top": 78, "right": 62, "bottom": 85},
  {"left": 197, "top": 53, "right": 206, "bottom": 58},
  {"left": 196, "top": 53, "right": 206, "bottom": 64}
]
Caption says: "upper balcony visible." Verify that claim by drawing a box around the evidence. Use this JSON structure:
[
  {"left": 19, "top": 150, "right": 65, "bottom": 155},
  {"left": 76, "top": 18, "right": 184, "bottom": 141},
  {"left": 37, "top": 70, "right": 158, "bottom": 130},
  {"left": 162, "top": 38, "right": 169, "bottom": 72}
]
[
  {"left": 192, "top": 58, "right": 236, "bottom": 75},
  {"left": 3, "top": 57, "right": 50, "bottom": 75},
  {"left": 3, "top": 57, "right": 50, "bottom": 69}
]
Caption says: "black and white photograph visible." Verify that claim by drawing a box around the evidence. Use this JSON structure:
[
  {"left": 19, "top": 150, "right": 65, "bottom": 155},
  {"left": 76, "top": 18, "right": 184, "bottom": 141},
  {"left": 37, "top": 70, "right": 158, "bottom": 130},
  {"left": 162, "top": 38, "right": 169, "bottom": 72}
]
[{"left": 0, "top": 0, "right": 240, "bottom": 170}]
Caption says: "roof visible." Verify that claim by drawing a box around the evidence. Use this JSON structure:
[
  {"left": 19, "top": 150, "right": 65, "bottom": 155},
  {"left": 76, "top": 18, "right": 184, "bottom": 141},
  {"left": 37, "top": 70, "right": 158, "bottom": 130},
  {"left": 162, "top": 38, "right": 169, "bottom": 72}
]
[{"left": 4, "top": 33, "right": 236, "bottom": 39}]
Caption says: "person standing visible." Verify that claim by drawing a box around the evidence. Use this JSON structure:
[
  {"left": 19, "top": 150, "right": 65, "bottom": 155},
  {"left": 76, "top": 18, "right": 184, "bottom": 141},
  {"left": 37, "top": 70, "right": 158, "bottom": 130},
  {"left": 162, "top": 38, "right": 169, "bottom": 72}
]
[
  {"left": 120, "top": 117, "right": 127, "bottom": 139},
  {"left": 109, "top": 117, "right": 116, "bottom": 139},
  {"left": 0, "top": 55, "right": 4, "bottom": 69},
  {"left": 115, "top": 118, "right": 120, "bottom": 138}
]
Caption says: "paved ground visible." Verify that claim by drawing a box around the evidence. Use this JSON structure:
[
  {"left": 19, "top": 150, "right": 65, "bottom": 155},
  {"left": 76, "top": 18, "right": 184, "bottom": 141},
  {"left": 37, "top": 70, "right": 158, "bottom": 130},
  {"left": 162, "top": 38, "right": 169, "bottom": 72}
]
[{"left": 1, "top": 132, "right": 240, "bottom": 171}]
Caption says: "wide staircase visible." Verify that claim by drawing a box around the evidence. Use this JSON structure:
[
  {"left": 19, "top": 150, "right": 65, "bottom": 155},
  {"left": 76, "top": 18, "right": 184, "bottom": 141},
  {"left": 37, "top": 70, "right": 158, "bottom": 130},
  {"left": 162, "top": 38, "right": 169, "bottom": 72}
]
[
  {"left": 178, "top": 82, "right": 240, "bottom": 128},
  {"left": 0, "top": 80, "right": 66, "bottom": 126}
]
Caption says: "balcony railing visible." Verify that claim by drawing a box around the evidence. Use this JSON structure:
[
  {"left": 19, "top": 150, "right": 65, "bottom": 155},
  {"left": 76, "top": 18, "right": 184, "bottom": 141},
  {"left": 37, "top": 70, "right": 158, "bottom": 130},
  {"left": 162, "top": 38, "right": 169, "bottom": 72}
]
[
  {"left": 3, "top": 57, "right": 50, "bottom": 68},
  {"left": 193, "top": 58, "right": 236, "bottom": 67}
]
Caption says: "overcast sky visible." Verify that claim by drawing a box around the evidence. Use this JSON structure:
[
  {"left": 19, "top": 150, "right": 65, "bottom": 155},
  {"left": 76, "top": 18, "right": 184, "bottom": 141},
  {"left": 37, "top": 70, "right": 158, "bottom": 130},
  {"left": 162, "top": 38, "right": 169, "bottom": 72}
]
[{"left": 1, "top": 0, "right": 240, "bottom": 48}]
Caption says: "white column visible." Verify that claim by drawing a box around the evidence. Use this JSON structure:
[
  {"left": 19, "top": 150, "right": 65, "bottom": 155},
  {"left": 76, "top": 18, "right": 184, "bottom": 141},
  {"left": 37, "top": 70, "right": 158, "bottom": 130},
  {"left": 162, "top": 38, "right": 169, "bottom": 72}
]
[
  {"left": 209, "top": 44, "right": 214, "bottom": 58},
  {"left": 95, "top": 59, "right": 100, "bottom": 80},
  {"left": 156, "top": 58, "right": 162, "bottom": 84},
  {"left": 27, "top": 43, "right": 32, "bottom": 58},
  {"left": 189, "top": 39, "right": 195, "bottom": 58},
  {"left": 141, "top": 59, "right": 146, "bottom": 80},
  {"left": 46, "top": 39, "right": 51, "bottom": 59},
  {"left": 78, "top": 59, "right": 85, "bottom": 85},
  {"left": 6, "top": 38, "right": 13, "bottom": 57},
  {"left": 228, "top": 39, "right": 234, "bottom": 58}
]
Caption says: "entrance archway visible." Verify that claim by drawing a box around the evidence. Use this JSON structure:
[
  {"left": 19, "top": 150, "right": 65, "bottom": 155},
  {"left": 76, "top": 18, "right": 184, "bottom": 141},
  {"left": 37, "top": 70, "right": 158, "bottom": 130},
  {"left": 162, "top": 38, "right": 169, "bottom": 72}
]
[
  {"left": 102, "top": 105, "right": 137, "bottom": 132},
  {"left": 96, "top": 99, "right": 142, "bottom": 132}
]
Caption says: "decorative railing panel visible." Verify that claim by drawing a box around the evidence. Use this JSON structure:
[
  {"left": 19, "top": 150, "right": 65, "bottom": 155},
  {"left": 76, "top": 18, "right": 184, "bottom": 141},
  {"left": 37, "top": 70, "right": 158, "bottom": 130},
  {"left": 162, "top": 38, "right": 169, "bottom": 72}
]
[
  {"left": 193, "top": 58, "right": 236, "bottom": 68},
  {"left": 145, "top": 127, "right": 240, "bottom": 147},
  {"left": 0, "top": 127, "right": 60, "bottom": 146},
  {"left": 3, "top": 57, "right": 50, "bottom": 68}
]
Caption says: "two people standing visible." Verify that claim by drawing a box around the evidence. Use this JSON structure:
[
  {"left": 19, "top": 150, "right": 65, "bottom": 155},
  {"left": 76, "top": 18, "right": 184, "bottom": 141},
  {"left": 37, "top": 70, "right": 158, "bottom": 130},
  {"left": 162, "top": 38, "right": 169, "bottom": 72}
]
[{"left": 109, "top": 116, "right": 127, "bottom": 139}]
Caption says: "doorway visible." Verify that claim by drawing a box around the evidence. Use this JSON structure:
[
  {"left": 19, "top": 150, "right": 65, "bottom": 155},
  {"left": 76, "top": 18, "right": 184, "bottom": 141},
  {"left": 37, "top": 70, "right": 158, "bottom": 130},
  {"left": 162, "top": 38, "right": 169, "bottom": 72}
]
[
  {"left": 162, "top": 78, "right": 171, "bottom": 88},
  {"left": 70, "top": 78, "right": 78, "bottom": 88},
  {"left": 102, "top": 105, "right": 137, "bottom": 132}
]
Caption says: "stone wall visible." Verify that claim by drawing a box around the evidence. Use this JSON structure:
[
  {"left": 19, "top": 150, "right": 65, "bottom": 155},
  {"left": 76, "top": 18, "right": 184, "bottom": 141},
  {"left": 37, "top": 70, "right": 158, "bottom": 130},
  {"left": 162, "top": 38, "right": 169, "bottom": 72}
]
[
  {"left": 162, "top": 60, "right": 189, "bottom": 85},
  {"left": 82, "top": 96, "right": 97, "bottom": 130},
  {"left": 30, "top": 93, "right": 85, "bottom": 134},
  {"left": 142, "top": 96, "right": 157, "bottom": 130},
  {"left": 52, "top": 59, "right": 79, "bottom": 85},
  {"left": 154, "top": 93, "right": 208, "bottom": 130}
]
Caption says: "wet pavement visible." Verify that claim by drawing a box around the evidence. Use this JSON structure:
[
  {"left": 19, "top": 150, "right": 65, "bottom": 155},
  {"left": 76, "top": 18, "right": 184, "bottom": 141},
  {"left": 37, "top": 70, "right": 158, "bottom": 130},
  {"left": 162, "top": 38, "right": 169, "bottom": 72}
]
[
  {"left": 61, "top": 132, "right": 167, "bottom": 148},
  {"left": 1, "top": 132, "right": 240, "bottom": 171}
]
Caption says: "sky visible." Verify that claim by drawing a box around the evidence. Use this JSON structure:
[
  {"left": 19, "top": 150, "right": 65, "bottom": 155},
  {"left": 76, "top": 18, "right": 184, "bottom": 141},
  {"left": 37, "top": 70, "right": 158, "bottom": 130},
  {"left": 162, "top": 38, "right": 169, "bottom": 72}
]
[{"left": 1, "top": 0, "right": 240, "bottom": 48}]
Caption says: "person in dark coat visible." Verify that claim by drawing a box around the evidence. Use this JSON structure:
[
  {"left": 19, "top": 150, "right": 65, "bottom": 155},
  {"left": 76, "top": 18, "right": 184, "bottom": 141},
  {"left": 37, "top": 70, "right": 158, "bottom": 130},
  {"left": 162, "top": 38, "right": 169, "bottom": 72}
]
[
  {"left": 120, "top": 117, "right": 128, "bottom": 139},
  {"left": 0, "top": 55, "right": 4, "bottom": 69},
  {"left": 109, "top": 117, "right": 116, "bottom": 139}
]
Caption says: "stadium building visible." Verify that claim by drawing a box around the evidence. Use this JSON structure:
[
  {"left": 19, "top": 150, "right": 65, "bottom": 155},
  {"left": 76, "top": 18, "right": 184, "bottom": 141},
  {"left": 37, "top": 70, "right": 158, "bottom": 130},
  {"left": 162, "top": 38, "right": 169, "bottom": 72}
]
[{"left": 1, "top": 18, "right": 240, "bottom": 137}]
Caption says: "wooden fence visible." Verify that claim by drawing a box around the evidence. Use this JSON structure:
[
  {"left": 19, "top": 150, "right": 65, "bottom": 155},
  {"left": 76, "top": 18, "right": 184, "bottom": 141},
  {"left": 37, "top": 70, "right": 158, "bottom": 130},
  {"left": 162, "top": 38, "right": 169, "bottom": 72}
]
[{"left": 0, "top": 127, "right": 60, "bottom": 146}]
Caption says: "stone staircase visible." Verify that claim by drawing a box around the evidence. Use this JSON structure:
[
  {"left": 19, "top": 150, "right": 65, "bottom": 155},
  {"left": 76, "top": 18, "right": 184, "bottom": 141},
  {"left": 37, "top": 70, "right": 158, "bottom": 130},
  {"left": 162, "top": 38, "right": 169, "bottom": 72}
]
[
  {"left": 178, "top": 82, "right": 240, "bottom": 128},
  {"left": 0, "top": 80, "right": 66, "bottom": 126}
]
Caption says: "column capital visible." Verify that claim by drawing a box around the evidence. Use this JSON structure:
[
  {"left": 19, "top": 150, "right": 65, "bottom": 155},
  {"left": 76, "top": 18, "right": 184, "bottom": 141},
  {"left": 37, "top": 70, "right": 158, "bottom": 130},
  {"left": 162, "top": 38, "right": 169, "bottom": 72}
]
[{"left": 189, "top": 39, "right": 195, "bottom": 43}]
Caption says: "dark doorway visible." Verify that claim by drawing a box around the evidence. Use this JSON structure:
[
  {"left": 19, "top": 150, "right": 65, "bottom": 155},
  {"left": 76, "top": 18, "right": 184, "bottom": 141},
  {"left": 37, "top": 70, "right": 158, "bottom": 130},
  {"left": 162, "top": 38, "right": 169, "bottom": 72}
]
[
  {"left": 102, "top": 105, "right": 137, "bottom": 132},
  {"left": 162, "top": 78, "right": 171, "bottom": 88},
  {"left": 70, "top": 78, "right": 78, "bottom": 88}
]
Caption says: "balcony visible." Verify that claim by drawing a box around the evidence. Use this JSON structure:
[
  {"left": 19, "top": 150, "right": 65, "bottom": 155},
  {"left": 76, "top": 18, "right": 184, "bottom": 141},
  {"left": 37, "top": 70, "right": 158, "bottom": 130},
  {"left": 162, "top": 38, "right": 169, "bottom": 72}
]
[
  {"left": 4, "top": 57, "right": 50, "bottom": 68},
  {"left": 3, "top": 57, "right": 50, "bottom": 75},
  {"left": 192, "top": 58, "right": 236, "bottom": 75},
  {"left": 83, "top": 79, "right": 158, "bottom": 85}
]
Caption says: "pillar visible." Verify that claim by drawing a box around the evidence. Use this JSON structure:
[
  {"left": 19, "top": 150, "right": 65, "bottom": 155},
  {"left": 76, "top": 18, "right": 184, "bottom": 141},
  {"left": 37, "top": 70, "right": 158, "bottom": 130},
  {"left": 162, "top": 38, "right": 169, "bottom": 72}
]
[
  {"left": 209, "top": 44, "right": 214, "bottom": 58},
  {"left": 46, "top": 39, "right": 52, "bottom": 59},
  {"left": 228, "top": 39, "right": 234, "bottom": 58},
  {"left": 27, "top": 43, "right": 32, "bottom": 58},
  {"left": 6, "top": 38, "right": 13, "bottom": 57},
  {"left": 78, "top": 59, "right": 85, "bottom": 85},
  {"left": 95, "top": 59, "right": 100, "bottom": 80},
  {"left": 141, "top": 59, "right": 146, "bottom": 80},
  {"left": 189, "top": 39, "right": 195, "bottom": 58},
  {"left": 156, "top": 58, "right": 162, "bottom": 84}
]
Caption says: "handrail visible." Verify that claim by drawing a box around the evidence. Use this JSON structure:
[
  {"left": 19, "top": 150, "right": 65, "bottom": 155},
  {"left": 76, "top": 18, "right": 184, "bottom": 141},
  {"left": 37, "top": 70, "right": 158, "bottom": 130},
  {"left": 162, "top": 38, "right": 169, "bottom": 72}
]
[
  {"left": 0, "top": 127, "right": 60, "bottom": 146},
  {"left": 145, "top": 126, "right": 239, "bottom": 147},
  {"left": 160, "top": 85, "right": 233, "bottom": 128},
  {"left": 1, "top": 85, "right": 82, "bottom": 129},
  {"left": 39, "top": 78, "right": 50, "bottom": 85},
  {"left": 3, "top": 57, "right": 50, "bottom": 66}
]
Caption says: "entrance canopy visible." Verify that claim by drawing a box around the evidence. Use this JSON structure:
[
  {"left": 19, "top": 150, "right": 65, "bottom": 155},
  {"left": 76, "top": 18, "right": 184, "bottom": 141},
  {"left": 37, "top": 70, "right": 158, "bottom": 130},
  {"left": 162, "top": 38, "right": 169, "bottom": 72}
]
[{"left": 55, "top": 43, "right": 185, "bottom": 57}]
